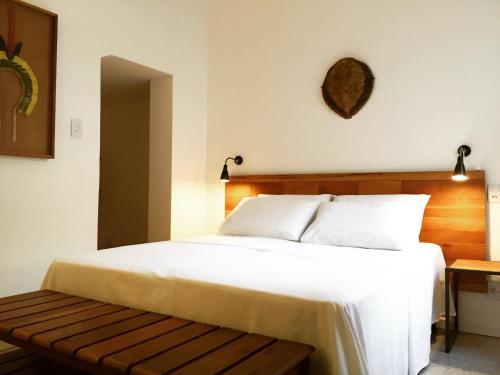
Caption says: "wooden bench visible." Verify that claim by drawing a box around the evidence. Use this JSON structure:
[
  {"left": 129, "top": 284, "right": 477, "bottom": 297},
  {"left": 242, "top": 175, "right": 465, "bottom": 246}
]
[
  {"left": 0, "top": 347, "right": 88, "bottom": 374},
  {"left": 0, "top": 290, "right": 314, "bottom": 374}
]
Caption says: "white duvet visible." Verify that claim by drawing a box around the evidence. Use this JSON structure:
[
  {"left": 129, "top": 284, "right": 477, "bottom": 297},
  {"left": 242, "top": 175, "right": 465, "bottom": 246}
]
[{"left": 42, "top": 235, "right": 445, "bottom": 375}]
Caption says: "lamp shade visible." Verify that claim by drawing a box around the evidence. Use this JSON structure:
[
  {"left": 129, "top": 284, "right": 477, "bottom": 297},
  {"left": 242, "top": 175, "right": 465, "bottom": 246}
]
[
  {"left": 452, "top": 155, "right": 468, "bottom": 181},
  {"left": 220, "top": 164, "right": 229, "bottom": 182},
  {"left": 452, "top": 145, "right": 471, "bottom": 182}
]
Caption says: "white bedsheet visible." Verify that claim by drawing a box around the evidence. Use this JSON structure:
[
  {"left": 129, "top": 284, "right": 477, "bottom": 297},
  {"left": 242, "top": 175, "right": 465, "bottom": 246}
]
[{"left": 42, "top": 235, "right": 445, "bottom": 375}]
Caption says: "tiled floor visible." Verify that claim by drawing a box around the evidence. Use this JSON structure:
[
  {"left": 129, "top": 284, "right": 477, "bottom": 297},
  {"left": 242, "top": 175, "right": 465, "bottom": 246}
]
[{"left": 422, "top": 332, "right": 500, "bottom": 374}]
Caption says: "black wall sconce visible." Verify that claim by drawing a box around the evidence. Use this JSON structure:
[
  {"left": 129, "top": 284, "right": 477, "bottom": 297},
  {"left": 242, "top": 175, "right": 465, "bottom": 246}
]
[
  {"left": 220, "top": 155, "right": 243, "bottom": 182},
  {"left": 452, "top": 145, "right": 471, "bottom": 182}
]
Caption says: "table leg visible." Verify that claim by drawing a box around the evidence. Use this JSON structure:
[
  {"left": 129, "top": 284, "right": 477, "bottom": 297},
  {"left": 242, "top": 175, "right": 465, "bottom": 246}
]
[
  {"left": 454, "top": 271, "right": 459, "bottom": 332},
  {"left": 445, "top": 269, "right": 450, "bottom": 352}
]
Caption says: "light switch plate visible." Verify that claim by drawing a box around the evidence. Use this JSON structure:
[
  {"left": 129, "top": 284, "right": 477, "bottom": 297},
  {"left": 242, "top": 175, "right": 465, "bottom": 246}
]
[
  {"left": 71, "top": 118, "right": 82, "bottom": 139},
  {"left": 488, "top": 185, "right": 500, "bottom": 203}
]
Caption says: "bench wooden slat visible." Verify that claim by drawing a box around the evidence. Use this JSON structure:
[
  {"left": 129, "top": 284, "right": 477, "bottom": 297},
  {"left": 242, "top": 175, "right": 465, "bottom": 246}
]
[
  {"left": 171, "top": 333, "right": 276, "bottom": 375},
  {"left": 0, "top": 353, "right": 44, "bottom": 373},
  {"left": 0, "top": 297, "right": 88, "bottom": 322},
  {"left": 224, "top": 340, "right": 315, "bottom": 375},
  {"left": 0, "top": 293, "right": 75, "bottom": 313},
  {"left": 12, "top": 304, "right": 124, "bottom": 341},
  {"left": 0, "top": 348, "right": 32, "bottom": 364},
  {"left": 7, "top": 364, "right": 51, "bottom": 375},
  {"left": 31, "top": 308, "right": 146, "bottom": 348},
  {"left": 54, "top": 312, "right": 167, "bottom": 355},
  {"left": 0, "top": 349, "right": 85, "bottom": 375},
  {"left": 103, "top": 322, "right": 217, "bottom": 373},
  {"left": 0, "top": 290, "right": 315, "bottom": 374},
  {"left": 0, "top": 301, "right": 106, "bottom": 335},
  {"left": 10, "top": 364, "right": 54, "bottom": 375},
  {"left": 130, "top": 328, "right": 245, "bottom": 375},
  {"left": 0, "top": 290, "right": 58, "bottom": 306},
  {"left": 76, "top": 317, "right": 191, "bottom": 364}
]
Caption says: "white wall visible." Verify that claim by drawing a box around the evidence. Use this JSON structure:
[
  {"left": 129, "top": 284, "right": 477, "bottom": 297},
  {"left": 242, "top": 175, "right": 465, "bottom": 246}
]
[
  {"left": 0, "top": 0, "right": 208, "bottom": 297},
  {"left": 207, "top": 0, "right": 500, "bottom": 333},
  {"left": 149, "top": 77, "right": 173, "bottom": 242}
]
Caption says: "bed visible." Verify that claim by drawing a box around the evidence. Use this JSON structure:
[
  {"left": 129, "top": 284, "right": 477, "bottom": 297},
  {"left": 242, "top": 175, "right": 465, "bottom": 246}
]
[
  {"left": 42, "top": 171, "right": 486, "bottom": 375},
  {"left": 43, "top": 235, "right": 442, "bottom": 374}
]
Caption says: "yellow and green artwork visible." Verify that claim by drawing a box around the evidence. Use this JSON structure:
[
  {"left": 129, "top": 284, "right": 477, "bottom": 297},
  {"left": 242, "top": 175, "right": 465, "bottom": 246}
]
[
  {"left": 0, "top": 1, "right": 56, "bottom": 158},
  {"left": 0, "top": 5, "right": 38, "bottom": 142}
]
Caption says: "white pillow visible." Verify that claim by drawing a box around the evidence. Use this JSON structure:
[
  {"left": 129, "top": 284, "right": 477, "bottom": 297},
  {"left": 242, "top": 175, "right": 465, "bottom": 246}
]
[
  {"left": 258, "top": 194, "right": 332, "bottom": 201},
  {"left": 301, "top": 197, "right": 430, "bottom": 250},
  {"left": 220, "top": 197, "right": 321, "bottom": 241}
]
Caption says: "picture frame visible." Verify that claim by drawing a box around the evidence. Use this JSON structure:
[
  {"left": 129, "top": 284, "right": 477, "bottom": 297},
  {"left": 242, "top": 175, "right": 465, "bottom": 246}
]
[{"left": 0, "top": 0, "right": 57, "bottom": 158}]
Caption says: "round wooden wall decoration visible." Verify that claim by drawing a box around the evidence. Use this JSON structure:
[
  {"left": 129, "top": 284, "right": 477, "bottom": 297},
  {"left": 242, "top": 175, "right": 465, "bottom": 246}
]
[{"left": 321, "top": 57, "right": 374, "bottom": 119}]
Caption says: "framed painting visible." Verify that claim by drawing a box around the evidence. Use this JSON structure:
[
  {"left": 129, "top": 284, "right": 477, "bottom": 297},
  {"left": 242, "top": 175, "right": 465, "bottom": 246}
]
[{"left": 0, "top": 0, "right": 57, "bottom": 158}]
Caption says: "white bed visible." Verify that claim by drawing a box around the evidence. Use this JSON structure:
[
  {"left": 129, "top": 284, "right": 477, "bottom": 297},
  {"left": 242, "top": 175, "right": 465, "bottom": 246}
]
[{"left": 42, "top": 235, "right": 445, "bottom": 375}]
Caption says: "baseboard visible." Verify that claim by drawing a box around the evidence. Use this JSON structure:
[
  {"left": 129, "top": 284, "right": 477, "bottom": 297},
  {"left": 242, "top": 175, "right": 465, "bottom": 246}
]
[
  {"left": 460, "top": 323, "right": 500, "bottom": 337},
  {"left": 439, "top": 316, "right": 500, "bottom": 337},
  {"left": 435, "top": 316, "right": 459, "bottom": 330},
  {"left": 435, "top": 317, "right": 449, "bottom": 330},
  {"left": 435, "top": 316, "right": 500, "bottom": 338}
]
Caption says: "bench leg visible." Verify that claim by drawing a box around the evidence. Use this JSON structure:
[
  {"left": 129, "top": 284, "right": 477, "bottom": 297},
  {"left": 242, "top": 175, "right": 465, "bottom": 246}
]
[
  {"left": 299, "top": 358, "right": 310, "bottom": 375},
  {"left": 283, "top": 358, "right": 310, "bottom": 375}
]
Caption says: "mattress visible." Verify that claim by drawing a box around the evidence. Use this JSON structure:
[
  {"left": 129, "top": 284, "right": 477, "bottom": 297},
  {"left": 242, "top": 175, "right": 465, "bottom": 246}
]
[{"left": 42, "top": 235, "right": 445, "bottom": 375}]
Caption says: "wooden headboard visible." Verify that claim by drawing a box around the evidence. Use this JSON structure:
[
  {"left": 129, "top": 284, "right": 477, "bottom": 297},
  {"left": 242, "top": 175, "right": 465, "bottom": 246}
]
[{"left": 225, "top": 171, "right": 487, "bottom": 292}]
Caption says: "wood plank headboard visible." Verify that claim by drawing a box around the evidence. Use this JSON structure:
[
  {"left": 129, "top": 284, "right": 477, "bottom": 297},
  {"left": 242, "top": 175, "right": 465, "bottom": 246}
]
[{"left": 225, "top": 171, "right": 487, "bottom": 292}]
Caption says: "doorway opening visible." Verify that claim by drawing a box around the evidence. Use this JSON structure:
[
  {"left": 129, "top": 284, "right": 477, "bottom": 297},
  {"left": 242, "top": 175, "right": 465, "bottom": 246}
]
[{"left": 98, "top": 56, "right": 172, "bottom": 249}]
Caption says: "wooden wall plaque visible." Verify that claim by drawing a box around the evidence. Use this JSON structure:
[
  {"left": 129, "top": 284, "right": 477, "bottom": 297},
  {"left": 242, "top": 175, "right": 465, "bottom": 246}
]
[
  {"left": 322, "top": 57, "right": 374, "bottom": 119},
  {"left": 0, "top": 0, "right": 57, "bottom": 158}
]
